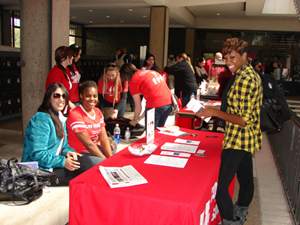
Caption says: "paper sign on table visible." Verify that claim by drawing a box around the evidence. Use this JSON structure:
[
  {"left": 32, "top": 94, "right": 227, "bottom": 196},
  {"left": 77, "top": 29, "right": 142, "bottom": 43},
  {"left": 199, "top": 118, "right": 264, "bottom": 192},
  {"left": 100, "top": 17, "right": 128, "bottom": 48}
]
[
  {"left": 144, "top": 155, "right": 188, "bottom": 168},
  {"left": 146, "top": 108, "right": 155, "bottom": 143},
  {"left": 174, "top": 138, "right": 200, "bottom": 145},
  {"left": 160, "top": 151, "right": 191, "bottom": 157},
  {"left": 161, "top": 142, "right": 198, "bottom": 153}
]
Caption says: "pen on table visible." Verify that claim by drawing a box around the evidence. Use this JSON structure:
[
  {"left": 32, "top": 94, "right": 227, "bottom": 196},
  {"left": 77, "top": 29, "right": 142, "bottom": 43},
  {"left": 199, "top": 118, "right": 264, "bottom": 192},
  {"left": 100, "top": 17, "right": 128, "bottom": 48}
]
[{"left": 206, "top": 136, "right": 219, "bottom": 138}]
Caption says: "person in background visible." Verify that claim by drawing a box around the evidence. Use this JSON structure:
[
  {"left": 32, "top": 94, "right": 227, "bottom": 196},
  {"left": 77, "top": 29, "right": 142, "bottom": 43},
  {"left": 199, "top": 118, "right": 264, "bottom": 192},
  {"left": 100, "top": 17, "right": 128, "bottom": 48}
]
[
  {"left": 46, "top": 46, "right": 76, "bottom": 112},
  {"left": 194, "top": 57, "right": 209, "bottom": 86},
  {"left": 217, "top": 65, "right": 233, "bottom": 101},
  {"left": 251, "top": 59, "right": 264, "bottom": 74},
  {"left": 22, "top": 82, "right": 93, "bottom": 186},
  {"left": 167, "top": 54, "right": 177, "bottom": 90},
  {"left": 112, "top": 48, "right": 121, "bottom": 62},
  {"left": 272, "top": 62, "right": 281, "bottom": 81},
  {"left": 196, "top": 38, "right": 263, "bottom": 225},
  {"left": 120, "top": 63, "right": 172, "bottom": 130},
  {"left": 112, "top": 46, "right": 132, "bottom": 65},
  {"left": 67, "top": 44, "right": 82, "bottom": 107},
  {"left": 67, "top": 80, "right": 113, "bottom": 166},
  {"left": 203, "top": 52, "right": 224, "bottom": 80},
  {"left": 98, "top": 63, "right": 128, "bottom": 119},
  {"left": 144, "top": 53, "right": 160, "bottom": 72},
  {"left": 164, "top": 53, "right": 198, "bottom": 107}
]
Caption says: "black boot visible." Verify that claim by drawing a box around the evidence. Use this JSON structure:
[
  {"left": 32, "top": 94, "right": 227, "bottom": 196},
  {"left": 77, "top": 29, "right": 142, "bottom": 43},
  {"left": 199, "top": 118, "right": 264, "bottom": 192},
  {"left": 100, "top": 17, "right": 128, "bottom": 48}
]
[{"left": 233, "top": 203, "right": 248, "bottom": 225}]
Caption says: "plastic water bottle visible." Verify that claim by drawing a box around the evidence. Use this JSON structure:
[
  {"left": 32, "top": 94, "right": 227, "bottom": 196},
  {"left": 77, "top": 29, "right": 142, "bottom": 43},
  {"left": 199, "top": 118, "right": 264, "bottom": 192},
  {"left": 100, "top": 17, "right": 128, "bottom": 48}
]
[
  {"left": 125, "top": 127, "right": 131, "bottom": 142},
  {"left": 113, "top": 124, "right": 121, "bottom": 144},
  {"left": 190, "top": 93, "right": 195, "bottom": 100}
]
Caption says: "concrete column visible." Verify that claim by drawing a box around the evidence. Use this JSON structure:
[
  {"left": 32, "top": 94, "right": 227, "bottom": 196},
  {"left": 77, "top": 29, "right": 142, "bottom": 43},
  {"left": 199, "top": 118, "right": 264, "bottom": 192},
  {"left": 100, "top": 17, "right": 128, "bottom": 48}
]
[
  {"left": 51, "top": 0, "right": 70, "bottom": 67},
  {"left": 185, "top": 28, "right": 195, "bottom": 63},
  {"left": 20, "top": 0, "right": 70, "bottom": 135},
  {"left": 149, "top": 6, "right": 169, "bottom": 69}
]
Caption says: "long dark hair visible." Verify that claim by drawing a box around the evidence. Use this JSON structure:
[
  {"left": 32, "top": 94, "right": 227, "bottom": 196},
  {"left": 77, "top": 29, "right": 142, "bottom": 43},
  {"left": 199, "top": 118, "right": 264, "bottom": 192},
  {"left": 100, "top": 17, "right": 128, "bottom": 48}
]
[
  {"left": 67, "top": 44, "right": 82, "bottom": 75},
  {"left": 38, "top": 82, "right": 69, "bottom": 138},
  {"left": 119, "top": 63, "right": 138, "bottom": 87},
  {"left": 55, "top": 46, "right": 72, "bottom": 81}
]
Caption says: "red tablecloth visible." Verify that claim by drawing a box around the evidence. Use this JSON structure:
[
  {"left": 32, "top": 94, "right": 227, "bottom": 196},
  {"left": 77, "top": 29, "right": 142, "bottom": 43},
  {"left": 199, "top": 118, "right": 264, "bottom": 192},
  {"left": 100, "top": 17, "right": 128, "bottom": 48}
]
[{"left": 69, "top": 129, "right": 234, "bottom": 225}]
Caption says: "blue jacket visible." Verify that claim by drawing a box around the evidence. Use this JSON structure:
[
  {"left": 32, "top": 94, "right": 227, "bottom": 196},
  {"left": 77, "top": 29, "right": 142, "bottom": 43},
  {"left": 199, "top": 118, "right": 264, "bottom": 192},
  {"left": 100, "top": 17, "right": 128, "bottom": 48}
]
[{"left": 21, "top": 112, "right": 75, "bottom": 170}]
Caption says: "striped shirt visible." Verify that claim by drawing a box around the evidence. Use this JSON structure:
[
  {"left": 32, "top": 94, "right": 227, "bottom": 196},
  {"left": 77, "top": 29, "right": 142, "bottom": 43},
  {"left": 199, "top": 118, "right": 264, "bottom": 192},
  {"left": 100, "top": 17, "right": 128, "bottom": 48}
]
[{"left": 223, "top": 64, "right": 263, "bottom": 154}]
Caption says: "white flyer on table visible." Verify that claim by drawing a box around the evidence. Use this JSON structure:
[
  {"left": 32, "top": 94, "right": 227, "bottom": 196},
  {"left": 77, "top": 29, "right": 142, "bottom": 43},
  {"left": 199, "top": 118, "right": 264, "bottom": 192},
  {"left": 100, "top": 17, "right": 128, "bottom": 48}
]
[
  {"left": 160, "top": 151, "right": 191, "bottom": 158},
  {"left": 161, "top": 142, "right": 198, "bottom": 153},
  {"left": 174, "top": 138, "right": 200, "bottom": 146},
  {"left": 144, "top": 155, "right": 188, "bottom": 168}
]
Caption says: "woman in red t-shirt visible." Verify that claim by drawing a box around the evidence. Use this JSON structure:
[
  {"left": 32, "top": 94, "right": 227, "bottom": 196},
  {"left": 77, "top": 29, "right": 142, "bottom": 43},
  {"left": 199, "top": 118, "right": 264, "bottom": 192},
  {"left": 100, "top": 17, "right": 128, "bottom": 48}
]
[
  {"left": 98, "top": 62, "right": 128, "bottom": 119},
  {"left": 120, "top": 63, "right": 172, "bottom": 130},
  {"left": 66, "top": 44, "right": 82, "bottom": 106},
  {"left": 46, "top": 46, "right": 76, "bottom": 112}
]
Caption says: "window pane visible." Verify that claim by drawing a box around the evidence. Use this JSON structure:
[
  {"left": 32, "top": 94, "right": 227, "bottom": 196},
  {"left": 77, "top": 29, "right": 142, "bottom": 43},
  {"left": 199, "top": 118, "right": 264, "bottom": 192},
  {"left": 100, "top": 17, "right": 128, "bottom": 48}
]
[
  {"left": 14, "top": 28, "right": 21, "bottom": 48},
  {"left": 14, "top": 18, "right": 20, "bottom": 27},
  {"left": 69, "top": 29, "right": 75, "bottom": 35},
  {"left": 69, "top": 36, "right": 75, "bottom": 46}
]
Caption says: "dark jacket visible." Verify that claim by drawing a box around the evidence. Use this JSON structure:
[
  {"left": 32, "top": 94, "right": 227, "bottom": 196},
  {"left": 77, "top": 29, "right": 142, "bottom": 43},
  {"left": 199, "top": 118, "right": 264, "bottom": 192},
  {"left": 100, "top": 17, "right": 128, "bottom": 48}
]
[{"left": 164, "top": 61, "right": 198, "bottom": 98}]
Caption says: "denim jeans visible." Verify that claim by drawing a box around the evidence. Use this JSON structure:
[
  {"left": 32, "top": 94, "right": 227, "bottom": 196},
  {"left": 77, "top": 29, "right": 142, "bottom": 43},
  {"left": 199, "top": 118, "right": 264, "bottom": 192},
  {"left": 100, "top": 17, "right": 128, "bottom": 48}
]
[{"left": 146, "top": 104, "right": 172, "bottom": 130}]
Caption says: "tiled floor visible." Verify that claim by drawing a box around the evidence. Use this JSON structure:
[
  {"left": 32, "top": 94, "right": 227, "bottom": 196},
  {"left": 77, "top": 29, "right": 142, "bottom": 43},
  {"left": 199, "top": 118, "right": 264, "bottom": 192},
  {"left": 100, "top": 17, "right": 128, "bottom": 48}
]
[{"left": 0, "top": 104, "right": 295, "bottom": 225}]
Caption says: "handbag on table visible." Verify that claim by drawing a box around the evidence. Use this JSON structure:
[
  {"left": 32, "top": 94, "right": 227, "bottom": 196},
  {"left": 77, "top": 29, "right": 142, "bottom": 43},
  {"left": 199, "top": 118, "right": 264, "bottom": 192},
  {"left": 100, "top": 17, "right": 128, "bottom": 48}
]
[{"left": 0, "top": 157, "right": 55, "bottom": 205}]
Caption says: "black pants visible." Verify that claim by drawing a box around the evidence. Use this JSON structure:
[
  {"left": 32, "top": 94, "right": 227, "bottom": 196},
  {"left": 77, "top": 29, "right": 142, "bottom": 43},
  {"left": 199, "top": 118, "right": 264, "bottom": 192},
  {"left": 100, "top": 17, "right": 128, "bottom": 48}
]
[
  {"left": 51, "top": 155, "right": 94, "bottom": 186},
  {"left": 216, "top": 148, "right": 254, "bottom": 220}
]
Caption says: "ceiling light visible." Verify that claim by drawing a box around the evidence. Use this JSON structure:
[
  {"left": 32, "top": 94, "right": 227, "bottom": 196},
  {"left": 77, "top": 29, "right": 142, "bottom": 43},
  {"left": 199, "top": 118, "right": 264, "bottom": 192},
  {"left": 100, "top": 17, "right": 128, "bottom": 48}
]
[
  {"left": 89, "top": 21, "right": 93, "bottom": 23},
  {"left": 89, "top": 10, "right": 93, "bottom": 12},
  {"left": 106, "top": 15, "right": 110, "bottom": 18},
  {"left": 216, "top": 13, "right": 220, "bottom": 16},
  {"left": 142, "top": 15, "right": 147, "bottom": 18},
  {"left": 120, "top": 20, "right": 124, "bottom": 23},
  {"left": 72, "top": 16, "right": 76, "bottom": 19},
  {"left": 129, "top": 9, "right": 133, "bottom": 12}
]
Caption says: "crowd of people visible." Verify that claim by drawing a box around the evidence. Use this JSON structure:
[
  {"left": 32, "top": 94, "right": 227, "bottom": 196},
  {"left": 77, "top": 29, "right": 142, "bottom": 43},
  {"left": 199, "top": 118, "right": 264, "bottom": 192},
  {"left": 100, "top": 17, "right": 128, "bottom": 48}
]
[{"left": 21, "top": 38, "right": 277, "bottom": 224}]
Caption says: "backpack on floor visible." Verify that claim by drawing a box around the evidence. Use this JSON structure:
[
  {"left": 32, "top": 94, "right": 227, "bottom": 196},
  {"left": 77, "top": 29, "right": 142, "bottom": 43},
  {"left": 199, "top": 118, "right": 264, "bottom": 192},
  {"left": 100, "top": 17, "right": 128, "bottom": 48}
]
[{"left": 105, "top": 117, "right": 145, "bottom": 138}]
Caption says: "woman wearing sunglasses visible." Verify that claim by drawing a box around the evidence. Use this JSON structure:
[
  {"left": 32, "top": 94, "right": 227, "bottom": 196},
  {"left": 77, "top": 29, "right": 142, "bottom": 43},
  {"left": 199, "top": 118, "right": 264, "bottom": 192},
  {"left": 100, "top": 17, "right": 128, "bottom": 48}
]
[
  {"left": 67, "top": 80, "right": 113, "bottom": 165},
  {"left": 46, "top": 46, "right": 76, "bottom": 113},
  {"left": 120, "top": 63, "right": 172, "bottom": 130},
  {"left": 22, "top": 82, "right": 93, "bottom": 186},
  {"left": 66, "top": 44, "right": 82, "bottom": 107},
  {"left": 98, "top": 62, "right": 128, "bottom": 119}
]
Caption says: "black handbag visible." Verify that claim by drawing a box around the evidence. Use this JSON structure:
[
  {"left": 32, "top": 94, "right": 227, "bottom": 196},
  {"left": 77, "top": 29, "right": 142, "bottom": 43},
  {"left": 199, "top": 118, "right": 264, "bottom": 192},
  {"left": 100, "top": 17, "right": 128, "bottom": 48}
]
[
  {"left": 260, "top": 98, "right": 284, "bottom": 132},
  {"left": 0, "top": 157, "right": 56, "bottom": 205}
]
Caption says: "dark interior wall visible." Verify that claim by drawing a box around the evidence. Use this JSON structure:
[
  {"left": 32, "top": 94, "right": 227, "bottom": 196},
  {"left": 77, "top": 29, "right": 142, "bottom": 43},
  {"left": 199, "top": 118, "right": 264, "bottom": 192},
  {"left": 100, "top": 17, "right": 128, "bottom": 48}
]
[
  {"left": 84, "top": 27, "right": 186, "bottom": 60},
  {"left": 85, "top": 27, "right": 150, "bottom": 59}
]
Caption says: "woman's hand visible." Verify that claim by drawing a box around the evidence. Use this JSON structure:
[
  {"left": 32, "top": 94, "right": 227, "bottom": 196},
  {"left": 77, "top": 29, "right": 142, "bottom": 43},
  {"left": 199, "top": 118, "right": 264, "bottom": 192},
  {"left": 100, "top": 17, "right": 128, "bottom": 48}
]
[
  {"left": 129, "top": 119, "right": 138, "bottom": 126},
  {"left": 64, "top": 157, "right": 80, "bottom": 171},
  {"left": 195, "top": 108, "right": 217, "bottom": 119},
  {"left": 66, "top": 151, "right": 82, "bottom": 161},
  {"left": 111, "top": 109, "right": 118, "bottom": 120}
]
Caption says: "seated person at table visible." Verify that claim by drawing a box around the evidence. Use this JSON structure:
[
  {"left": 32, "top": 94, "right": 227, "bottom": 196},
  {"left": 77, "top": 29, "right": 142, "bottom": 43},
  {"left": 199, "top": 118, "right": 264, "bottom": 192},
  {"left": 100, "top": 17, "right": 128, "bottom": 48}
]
[
  {"left": 67, "top": 80, "right": 113, "bottom": 166},
  {"left": 21, "top": 82, "right": 94, "bottom": 186}
]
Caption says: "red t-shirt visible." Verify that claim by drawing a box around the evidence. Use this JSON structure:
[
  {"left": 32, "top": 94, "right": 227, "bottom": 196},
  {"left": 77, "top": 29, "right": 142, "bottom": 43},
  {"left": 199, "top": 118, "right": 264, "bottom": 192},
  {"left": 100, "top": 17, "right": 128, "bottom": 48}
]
[
  {"left": 46, "top": 65, "right": 71, "bottom": 91},
  {"left": 98, "top": 74, "right": 128, "bottom": 103},
  {"left": 66, "top": 64, "right": 81, "bottom": 102},
  {"left": 66, "top": 105, "right": 105, "bottom": 153},
  {"left": 129, "top": 70, "right": 172, "bottom": 108}
]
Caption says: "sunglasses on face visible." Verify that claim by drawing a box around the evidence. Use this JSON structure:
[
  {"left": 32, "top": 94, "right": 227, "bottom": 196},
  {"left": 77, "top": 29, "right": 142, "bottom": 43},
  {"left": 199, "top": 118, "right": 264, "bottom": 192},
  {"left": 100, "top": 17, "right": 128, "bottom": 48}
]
[{"left": 52, "top": 93, "right": 66, "bottom": 99}]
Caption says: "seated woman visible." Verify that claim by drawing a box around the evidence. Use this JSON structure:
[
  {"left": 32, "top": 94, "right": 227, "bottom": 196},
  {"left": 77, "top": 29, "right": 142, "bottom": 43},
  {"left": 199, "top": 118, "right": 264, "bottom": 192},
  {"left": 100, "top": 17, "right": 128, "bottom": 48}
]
[
  {"left": 67, "top": 80, "right": 113, "bottom": 166},
  {"left": 98, "top": 62, "right": 128, "bottom": 120},
  {"left": 21, "top": 82, "right": 94, "bottom": 186}
]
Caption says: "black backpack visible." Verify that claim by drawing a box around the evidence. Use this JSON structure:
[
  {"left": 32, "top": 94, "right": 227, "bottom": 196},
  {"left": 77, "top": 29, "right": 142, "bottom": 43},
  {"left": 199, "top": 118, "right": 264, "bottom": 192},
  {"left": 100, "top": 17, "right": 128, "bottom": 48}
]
[{"left": 105, "top": 117, "right": 145, "bottom": 138}]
